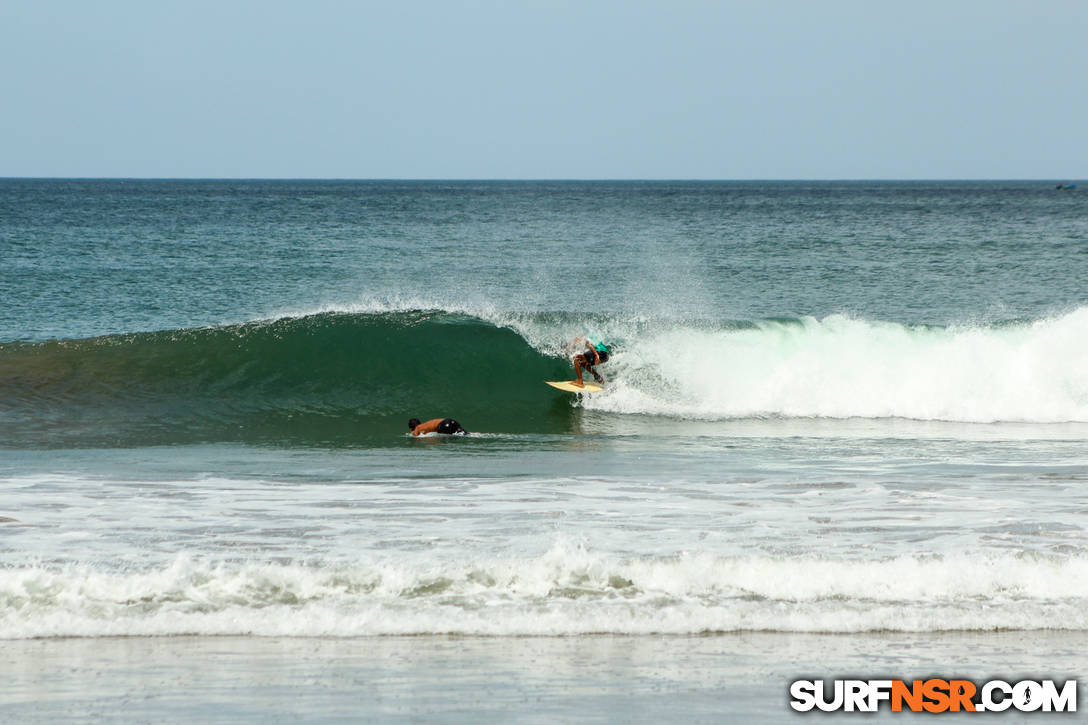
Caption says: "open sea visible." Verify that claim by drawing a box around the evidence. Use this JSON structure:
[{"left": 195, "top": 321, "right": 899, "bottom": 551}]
[{"left": 2, "top": 179, "right": 1087, "bottom": 722}]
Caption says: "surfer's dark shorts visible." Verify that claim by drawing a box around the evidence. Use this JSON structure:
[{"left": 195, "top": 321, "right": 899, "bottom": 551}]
[{"left": 437, "top": 418, "right": 467, "bottom": 435}]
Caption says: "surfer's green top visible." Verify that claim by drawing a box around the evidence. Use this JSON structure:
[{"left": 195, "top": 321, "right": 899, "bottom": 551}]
[{"left": 593, "top": 341, "right": 610, "bottom": 353}]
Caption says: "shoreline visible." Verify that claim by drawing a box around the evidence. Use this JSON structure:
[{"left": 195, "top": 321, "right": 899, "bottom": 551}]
[{"left": 5, "top": 631, "right": 1085, "bottom": 723}]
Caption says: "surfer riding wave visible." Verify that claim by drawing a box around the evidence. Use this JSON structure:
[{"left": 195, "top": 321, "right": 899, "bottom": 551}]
[{"left": 571, "top": 336, "right": 610, "bottom": 388}]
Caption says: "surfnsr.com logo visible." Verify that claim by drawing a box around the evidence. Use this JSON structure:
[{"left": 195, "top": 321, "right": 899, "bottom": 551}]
[{"left": 789, "top": 679, "right": 1077, "bottom": 713}]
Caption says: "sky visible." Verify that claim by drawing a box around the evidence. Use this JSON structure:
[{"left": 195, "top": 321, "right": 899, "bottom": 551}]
[{"left": 1, "top": 0, "right": 1085, "bottom": 179}]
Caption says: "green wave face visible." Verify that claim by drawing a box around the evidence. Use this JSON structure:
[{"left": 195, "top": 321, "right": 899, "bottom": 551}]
[{"left": 0, "top": 312, "right": 576, "bottom": 448}]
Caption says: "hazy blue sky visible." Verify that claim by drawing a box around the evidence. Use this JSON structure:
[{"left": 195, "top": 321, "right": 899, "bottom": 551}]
[{"left": 1, "top": 1, "right": 1085, "bottom": 179}]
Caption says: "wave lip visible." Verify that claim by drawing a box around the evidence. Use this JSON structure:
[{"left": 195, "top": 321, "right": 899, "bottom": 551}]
[{"left": 3, "top": 549, "right": 1088, "bottom": 638}]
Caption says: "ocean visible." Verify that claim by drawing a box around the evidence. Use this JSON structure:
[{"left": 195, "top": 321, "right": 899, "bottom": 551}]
[{"left": 2, "top": 179, "right": 1087, "bottom": 722}]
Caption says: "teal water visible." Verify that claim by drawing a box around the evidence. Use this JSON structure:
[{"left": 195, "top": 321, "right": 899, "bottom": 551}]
[
  {"left": 3, "top": 180, "right": 1086, "bottom": 341},
  {"left": 2, "top": 180, "right": 1088, "bottom": 721}
]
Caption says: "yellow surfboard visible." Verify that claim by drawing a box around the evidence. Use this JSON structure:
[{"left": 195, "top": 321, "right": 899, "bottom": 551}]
[{"left": 545, "top": 380, "right": 604, "bottom": 393}]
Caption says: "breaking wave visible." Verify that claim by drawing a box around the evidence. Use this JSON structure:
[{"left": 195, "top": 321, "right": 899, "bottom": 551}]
[
  {"left": 3, "top": 547, "right": 1087, "bottom": 638},
  {"left": 2, "top": 306, "right": 1086, "bottom": 447}
]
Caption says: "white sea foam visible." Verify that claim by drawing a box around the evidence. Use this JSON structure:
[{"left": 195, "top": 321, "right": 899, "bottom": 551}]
[
  {"left": 587, "top": 308, "right": 1088, "bottom": 423},
  {"left": 4, "top": 547, "right": 1088, "bottom": 638}
]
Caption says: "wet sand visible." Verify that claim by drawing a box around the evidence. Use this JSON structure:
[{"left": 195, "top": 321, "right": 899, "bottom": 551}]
[{"left": 3, "top": 631, "right": 1085, "bottom": 723}]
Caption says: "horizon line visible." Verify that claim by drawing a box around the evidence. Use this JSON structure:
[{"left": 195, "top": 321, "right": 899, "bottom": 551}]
[{"left": 0, "top": 176, "right": 1082, "bottom": 183}]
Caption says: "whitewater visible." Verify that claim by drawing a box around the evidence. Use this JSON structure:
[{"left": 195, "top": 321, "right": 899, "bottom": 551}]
[{"left": 8, "top": 549, "right": 1088, "bottom": 639}]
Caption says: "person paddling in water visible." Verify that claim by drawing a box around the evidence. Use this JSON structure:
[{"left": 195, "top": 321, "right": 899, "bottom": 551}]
[
  {"left": 571, "top": 336, "right": 610, "bottom": 387},
  {"left": 409, "top": 417, "right": 468, "bottom": 436}
]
